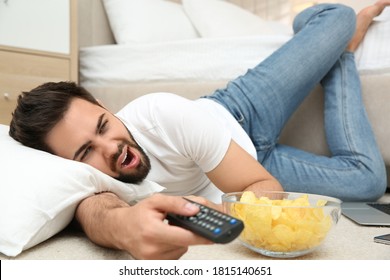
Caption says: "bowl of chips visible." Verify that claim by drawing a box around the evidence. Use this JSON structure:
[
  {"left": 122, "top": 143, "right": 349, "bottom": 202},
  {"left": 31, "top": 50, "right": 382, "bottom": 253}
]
[{"left": 222, "top": 191, "right": 341, "bottom": 258}]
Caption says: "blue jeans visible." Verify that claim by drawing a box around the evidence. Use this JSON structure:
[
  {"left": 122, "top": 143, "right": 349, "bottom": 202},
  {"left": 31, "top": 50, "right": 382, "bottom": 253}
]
[{"left": 204, "top": 4, "right": 387, "bottom": 201}]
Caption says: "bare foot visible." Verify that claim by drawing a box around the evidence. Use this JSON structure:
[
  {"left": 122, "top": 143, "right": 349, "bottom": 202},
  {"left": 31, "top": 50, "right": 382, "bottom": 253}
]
[{"left": 346, "top": 0, "right": 390, "bottom": 52}]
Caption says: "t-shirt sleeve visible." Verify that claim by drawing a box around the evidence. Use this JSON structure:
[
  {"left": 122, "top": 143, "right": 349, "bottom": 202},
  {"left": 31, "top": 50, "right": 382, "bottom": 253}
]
[{"left": 119, "top": 93, "right": 232, "bottom": 173}]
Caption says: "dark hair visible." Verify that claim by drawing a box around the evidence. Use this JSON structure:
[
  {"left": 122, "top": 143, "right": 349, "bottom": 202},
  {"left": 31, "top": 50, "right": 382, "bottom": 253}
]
[{"left": 9, "top": 81, "right": 101, "bottom": 153}]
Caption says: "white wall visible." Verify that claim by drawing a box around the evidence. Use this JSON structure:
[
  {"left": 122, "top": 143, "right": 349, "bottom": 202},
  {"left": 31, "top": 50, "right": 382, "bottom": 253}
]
[
  {"left": 317, "top": 0, "right": 376, "bottom": 12},
  {"left": 0, "top": 0, "right": 70, "bottom": 54}
]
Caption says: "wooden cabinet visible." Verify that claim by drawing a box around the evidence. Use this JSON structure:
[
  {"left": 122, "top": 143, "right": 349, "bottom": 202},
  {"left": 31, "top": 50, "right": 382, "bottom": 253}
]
[
  {"left": 0, "top": 91, "right": 17, "bottom": 126},
  {"left": 0, "top": 0, "right": 78, "bottom": 125}
]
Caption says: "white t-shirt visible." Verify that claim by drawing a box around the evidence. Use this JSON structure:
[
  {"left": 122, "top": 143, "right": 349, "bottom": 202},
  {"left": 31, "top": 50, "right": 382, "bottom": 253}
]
[{"left": 116, "top": 93, "right": 256, "bottom": 202}]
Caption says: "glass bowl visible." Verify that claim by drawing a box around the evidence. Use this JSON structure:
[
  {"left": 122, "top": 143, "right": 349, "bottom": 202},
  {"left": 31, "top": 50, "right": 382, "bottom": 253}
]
[{"left": 222, "top": 191, "right": 341, "bottom": 258}]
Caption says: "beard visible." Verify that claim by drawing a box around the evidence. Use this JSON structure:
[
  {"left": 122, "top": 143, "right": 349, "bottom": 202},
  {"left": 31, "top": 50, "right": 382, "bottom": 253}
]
[
  {"left": 111, "top": 128, "right": 151, "bottom": 184},
  {"left": 115, "top": 142, "right": 151, "bottom": 184}
]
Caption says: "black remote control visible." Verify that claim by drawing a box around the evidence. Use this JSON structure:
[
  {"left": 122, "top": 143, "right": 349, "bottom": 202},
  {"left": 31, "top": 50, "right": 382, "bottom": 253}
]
[{"left": 166, "top": 198, "right": 244, "bottom": 244}]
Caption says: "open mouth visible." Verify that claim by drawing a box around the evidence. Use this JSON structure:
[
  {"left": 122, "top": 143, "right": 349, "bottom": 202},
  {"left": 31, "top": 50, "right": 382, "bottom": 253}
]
[{"left": 121, "top": 147, "right": 134, "bottom": 168}]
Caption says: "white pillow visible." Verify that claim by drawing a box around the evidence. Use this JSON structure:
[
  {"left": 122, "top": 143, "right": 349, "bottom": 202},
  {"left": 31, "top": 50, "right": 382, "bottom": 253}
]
[
  {"left": 182, "top": 0, "right": 292, "bottom": 38},
  {"left": 0, "top": 124, "right": 164, "bottom": 257},
  {"left": 103, "top": 0, "right": 199, "bottom": 44}
]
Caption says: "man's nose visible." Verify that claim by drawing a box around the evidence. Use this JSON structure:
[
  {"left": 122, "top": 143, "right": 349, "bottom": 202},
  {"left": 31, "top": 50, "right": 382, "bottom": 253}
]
[{"left": 97, "top": 139, "right": 119, "bottom": 158}]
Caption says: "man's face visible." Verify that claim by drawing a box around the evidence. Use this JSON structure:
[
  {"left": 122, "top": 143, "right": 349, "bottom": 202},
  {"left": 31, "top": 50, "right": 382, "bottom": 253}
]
[{"left": 45, "top": 98, "right": 150, "bottom": 184}]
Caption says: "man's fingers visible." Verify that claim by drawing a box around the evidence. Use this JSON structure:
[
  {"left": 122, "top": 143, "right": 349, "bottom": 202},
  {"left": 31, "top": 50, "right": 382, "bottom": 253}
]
[
  {"left": 138, "top": 194, "right": 214, "bottom": 247},
  {"left": 147, "top": 194, "right": 200, "bottom": 216},
  {"left": 185, "top": 195, "right": 223, "bottom": 212},
  {"left": 160, "top": 222, "right": 213, "bottom": 246}
]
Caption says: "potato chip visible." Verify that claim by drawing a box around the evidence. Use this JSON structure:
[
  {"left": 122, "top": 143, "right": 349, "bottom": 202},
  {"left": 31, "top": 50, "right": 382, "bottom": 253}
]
[
  {"left": 240, "top": 191, "right": 258, "bottom": 204},
  {"left": 237, "top": 191, "right": 333, "bottom": 253}
]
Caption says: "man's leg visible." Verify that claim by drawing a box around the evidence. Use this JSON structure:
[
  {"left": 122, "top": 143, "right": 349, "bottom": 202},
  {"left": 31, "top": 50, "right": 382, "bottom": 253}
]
[
  {"left": 205, "top": 3, "right": 387, "bottom": 200},
  {"left": 206, "top": 4, "right": 356, "bottom": 153},
  {"left": 262, "top": 2, "right": 389, "bottom": 201},
  {"left": 265, "top": 53, "right": 386, "bottom": 201}
]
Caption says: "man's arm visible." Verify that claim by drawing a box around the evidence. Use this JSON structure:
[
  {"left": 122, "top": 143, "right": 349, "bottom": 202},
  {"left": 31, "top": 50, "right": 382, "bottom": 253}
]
[
  {"left": 206, "top": 140, "right": 283, "bottom": 193},
  {"left": 75, "top": 192, "right": 212, "bottom": 259}
]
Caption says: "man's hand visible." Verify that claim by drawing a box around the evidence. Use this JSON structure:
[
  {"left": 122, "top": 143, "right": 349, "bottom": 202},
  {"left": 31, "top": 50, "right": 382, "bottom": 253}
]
[
  {"left": 75, "top": 193, "right": 212, "bottom": 260},
  {"left": 184, "top": 195, "right": 223, "bottom": 212}
]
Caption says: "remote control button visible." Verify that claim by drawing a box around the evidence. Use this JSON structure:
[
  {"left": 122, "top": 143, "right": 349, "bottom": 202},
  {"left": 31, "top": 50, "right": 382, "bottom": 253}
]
[
  {"left": 189, "top": 216, "right": 197, "bottom": 222},
  {"left": 197, "top": 209, "right": 209, "bottom": 219},
  {"left": 213, "top": 228, "right": 222, "bottom": 235}
]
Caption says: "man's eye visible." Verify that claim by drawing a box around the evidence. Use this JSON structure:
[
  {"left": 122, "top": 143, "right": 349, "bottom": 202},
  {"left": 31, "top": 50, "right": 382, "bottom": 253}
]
[
  {"left": 81, "top": 146, "right": 92, "bottom": 161},
  {"left": 99, "top": 120, "right": 108, "bottom": 134}
]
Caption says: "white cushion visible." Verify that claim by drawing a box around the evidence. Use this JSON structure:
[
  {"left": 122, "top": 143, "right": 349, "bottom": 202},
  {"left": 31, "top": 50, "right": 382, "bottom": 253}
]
[
  {"left": 0, "top": 124, "right": 164, "bottom": 257},
  {"left": 182, "top": 0, "right": 292, "bottom": 38},
  {"left": 102, "top": 0, "right": 199, "bottom": 44}
]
